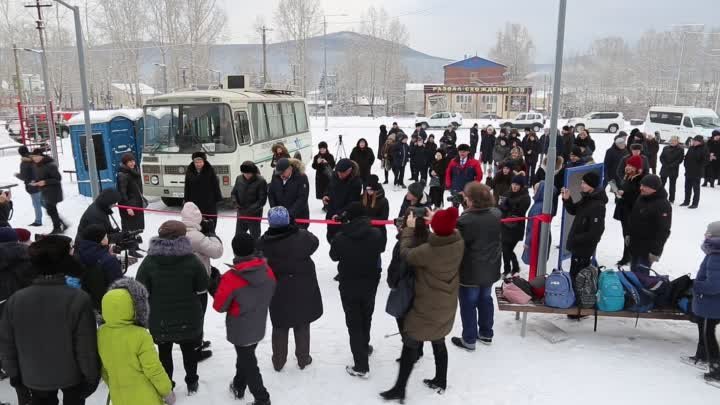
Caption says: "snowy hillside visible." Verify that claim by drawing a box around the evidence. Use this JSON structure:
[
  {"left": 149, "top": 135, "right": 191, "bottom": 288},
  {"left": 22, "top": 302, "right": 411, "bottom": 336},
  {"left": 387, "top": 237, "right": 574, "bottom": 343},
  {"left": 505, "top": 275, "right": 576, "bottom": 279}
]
[{"left": 0, "top": 117, "right": 715, "bottom": 405}]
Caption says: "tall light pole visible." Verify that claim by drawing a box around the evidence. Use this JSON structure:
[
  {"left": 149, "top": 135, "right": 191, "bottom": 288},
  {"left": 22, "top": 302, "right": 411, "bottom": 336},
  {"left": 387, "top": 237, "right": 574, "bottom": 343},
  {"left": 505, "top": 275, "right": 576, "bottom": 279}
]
[
  {"left": 258, "top": 25, "right": 273, "bottom": 87},
  {"left": 323, "top": 14, "right": 348, "bottom": 131},
  {"left": 537, "top": 0, "right": 568, "bottom": 279},
  {"left": 180, "top": 66, "right": 188, "bottom": 88},
  {"left": 55, "top": 0, "right": 100, "bottom": 198},
  {"left": 153, "top": 63, "right": 168, "bottom": 94},
  {"left": 673, "top": 24, "right": 705, "bottom": 105}
]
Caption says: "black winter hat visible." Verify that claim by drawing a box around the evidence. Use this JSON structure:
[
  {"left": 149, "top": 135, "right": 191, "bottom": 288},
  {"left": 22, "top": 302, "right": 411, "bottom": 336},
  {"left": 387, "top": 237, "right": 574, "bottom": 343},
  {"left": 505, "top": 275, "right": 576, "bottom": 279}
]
[
  {"left": 408, "top": 181, "right": 426, "bottom": 200},
  {"left": 30, "top": 148, "right": 45, "bottom": 156},
  {"left": 240, "top": 161, "right": 258, "bottom": 174},
  {"left": 82, "top": 224, "right": 107, "bottom": 244},
  {"left": 694, "top": 135, "right": 705, "bottom": 143},
  {"left": 274, "top": 158, "right": 291, "bottom": 174},
  {"left": 640, "top": 174, "right": 662, "bottom": 191},
  {"left": 335, "top": 158, "right": 353, "bottom": 172},
  {"left": 343, "top": 201, "right": 367, "bottom": 221},
  {"left": 582, "top": 172, "right": 601, "bottom": 189},
  {"left": 318, "top": 141, "right": 328, "bottom": 149},
  {"left": 457, "top": 144, "right": 471, "bottom": 152},
  {"left": 232, "top": 232, "right": 256, "bottom": 257},
  {"left": 511, "top": 175, "right": 526, "bottom": 186},
  {"left": 18, "top": 146, "right": 29, "bottom": 157},
  {"left": 630, "top": 143, "right": 643, "bottom": 151},
  {"left": 367, "top": 174, "right": 380, "bottom": 190},
  {"left": 191, "top": 151, "right": 207, "bottom": 161},
  {"left": 28, "top": 235, "right": 73, "bottom": 275},
  {"left": 713, "top": 129, "right": 720, "bottom": 137}
]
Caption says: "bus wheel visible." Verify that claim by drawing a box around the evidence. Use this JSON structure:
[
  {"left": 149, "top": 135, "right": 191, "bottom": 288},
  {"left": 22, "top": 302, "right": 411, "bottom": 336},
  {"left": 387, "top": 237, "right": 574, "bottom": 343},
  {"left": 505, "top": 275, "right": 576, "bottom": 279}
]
[{"left": 161, "top": 197, "right": 183, "bottom": 207}]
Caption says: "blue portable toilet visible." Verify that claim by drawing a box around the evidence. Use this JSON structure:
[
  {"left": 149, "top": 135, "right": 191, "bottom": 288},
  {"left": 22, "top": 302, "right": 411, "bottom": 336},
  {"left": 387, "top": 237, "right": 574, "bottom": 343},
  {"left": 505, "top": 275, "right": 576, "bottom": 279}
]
[{"left": 68, "top": 109, "right": 143, "bottom": 197}]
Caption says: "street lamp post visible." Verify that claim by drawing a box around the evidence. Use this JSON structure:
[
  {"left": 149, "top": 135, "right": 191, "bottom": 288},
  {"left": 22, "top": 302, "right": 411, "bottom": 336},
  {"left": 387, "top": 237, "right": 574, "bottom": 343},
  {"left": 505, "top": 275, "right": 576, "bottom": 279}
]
[
  {"left": 54, "top": 0, "right": 100, "bottom": 198},
  {"left": 153, "top": 63, "right": 168, "bottom": 94},
  {"left": 180, "top": 66, "right": 188, "bottom": 88},
  {"left": 323, "top": 14, "right": 348, "bottom": 132}
]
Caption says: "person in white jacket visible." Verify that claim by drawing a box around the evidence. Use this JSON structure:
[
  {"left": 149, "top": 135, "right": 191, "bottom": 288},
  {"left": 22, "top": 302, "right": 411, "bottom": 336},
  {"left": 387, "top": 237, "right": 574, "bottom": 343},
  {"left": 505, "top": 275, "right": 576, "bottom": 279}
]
[{"left": 181, "top": 201, "right": 223, "bottom": 359}]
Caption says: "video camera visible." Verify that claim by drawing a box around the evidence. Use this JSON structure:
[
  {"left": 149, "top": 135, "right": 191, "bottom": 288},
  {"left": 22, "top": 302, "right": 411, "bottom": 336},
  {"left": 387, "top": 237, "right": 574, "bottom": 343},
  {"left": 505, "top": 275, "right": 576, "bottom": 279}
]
[
  {"left": 111, "top": 229, "right": 143, "bottom": 254},
  {"left": 393, "top": 206, "right": 428, "bottom": 228},
  {"left": 446, "top": 191, "right": 464, "bottom": 208}
]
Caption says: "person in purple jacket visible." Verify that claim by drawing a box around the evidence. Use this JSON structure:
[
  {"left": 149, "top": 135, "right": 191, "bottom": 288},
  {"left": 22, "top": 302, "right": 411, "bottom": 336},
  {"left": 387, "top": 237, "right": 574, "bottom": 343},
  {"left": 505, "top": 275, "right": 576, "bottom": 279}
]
[{"left": 687, "top": 221, "right": 720, "bottom": 388}]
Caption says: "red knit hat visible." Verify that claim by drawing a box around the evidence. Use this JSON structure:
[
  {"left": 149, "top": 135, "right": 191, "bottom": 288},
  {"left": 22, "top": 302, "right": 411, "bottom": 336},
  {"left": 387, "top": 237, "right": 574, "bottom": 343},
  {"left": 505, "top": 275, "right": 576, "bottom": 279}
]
[
  {"left": 431, "top": 207, "right": 459, "bottom": 237},
  {"left": 626, "top": 155, "right": 643, "bottom": 171}
]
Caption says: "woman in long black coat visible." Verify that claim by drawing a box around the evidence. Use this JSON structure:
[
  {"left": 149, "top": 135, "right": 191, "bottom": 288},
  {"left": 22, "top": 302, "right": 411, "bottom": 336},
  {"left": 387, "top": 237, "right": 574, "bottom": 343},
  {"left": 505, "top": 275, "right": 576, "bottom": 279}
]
[
  {"left": 480, "top": 126, "right": 497, "bottom": 175},
  {"left": 311, "top": 141, "right": 336, "bottom": 200},
  {"left": 350, "top": 138, "right": 376, "bottom": 187},
  {"left": 259, "top": 221, "right": 322, "bottom": 371},
  {"left": 117, "top": 153, "right": 145, "bottom": 233},
  {"left": 184, "top": 152, "right": 223, "bottom": 228}
]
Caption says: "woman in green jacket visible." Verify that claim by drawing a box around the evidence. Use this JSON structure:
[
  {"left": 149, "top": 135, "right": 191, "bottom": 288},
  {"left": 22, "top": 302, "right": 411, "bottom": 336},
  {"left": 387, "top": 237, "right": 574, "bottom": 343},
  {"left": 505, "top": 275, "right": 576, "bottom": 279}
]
[{"left": 98, "top": 278, "right": 175, "bottom": 405}]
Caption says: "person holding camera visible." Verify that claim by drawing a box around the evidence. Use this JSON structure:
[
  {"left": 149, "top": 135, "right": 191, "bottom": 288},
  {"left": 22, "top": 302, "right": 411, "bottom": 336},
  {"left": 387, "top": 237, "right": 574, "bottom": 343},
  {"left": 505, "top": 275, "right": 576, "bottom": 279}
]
[
  {"left": 451, "top": 182, "right": 502, "bottom": 351},
  {"left": 117, "top": 153, "right": 146, "bottom": 250},
  {"left": 311, "top": 142, "right": 336, "bottom": 205},
  {"left": 444, "top": 144, "right": 482, "bottom": 199},
  {"left": 76, "top": 224, "right": 124, "bottom": 313},
  {"left": 76, "top": 188, "right": 124, "bottom": 245},
  {"left": 15, "top": 146, "right": 42, "bottom": 227},
  {"left": 324, "top": 158, "right": 362, "bottom": 243},
  {"left": 181, "top": 201, "right": 223, "bottom": 360},
  {"left": 231, "top": 161, "right": 268, "bottom": 240},
  {"left": 135, "top": 220, "right": 209, "bottom": 395},
  {"left": 380, "top": 206, "right": 463, "bottom": 402},
  {"left": 29, "top": 148, "right": 66, "bottom": 234},
  {"left": 329, "top": 202, "right": 385, "bottom": 378},
  {"left": 399, "top": 181, "right": 430, "bottom": 218},
  {"left": 0, "top": 235, "right": 100, "bottom": 405}
]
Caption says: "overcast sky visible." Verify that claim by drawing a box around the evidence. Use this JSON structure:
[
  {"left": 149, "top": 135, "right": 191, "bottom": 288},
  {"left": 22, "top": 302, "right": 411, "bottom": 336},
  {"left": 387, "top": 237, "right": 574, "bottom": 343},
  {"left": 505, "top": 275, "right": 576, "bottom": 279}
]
[{"left": 222, "top": 0, "right": 718, "bottom": 62}]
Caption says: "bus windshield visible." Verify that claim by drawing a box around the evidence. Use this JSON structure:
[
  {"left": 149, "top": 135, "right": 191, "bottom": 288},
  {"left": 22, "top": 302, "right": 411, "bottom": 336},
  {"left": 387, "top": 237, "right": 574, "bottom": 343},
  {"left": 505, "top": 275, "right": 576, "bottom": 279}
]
[{"left": 144, "top": 104, "right": 236, "bottom": 153}]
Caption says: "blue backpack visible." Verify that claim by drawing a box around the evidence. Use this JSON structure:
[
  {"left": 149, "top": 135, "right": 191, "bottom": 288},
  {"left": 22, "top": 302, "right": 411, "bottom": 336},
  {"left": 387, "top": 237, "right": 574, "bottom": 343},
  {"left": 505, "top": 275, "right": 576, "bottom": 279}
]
[
  {"left": 617, "top": 271, "right": 654, "bottom": 313},
  {"left": 596, "top": 270, "right": 625, "bottom": 312},
  {"left": 544, "top": 269, "right": 575, "bottom": 309}
]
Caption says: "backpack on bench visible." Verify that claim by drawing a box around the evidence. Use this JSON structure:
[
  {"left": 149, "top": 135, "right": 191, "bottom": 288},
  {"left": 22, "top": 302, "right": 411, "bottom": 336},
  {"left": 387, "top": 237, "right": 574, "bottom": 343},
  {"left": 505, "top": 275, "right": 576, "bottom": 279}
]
[
  {"left": 617, "top": 270, "right": 655, "bottom": 313},
  {"left": 545, "top": 269, "right": 575, "bottom": 309},
  {"left": 574, "top": 265, "right": 599, "bottom": 309},
  {"left": 596, "top": 269, "right": 625, "bottom": 312}
]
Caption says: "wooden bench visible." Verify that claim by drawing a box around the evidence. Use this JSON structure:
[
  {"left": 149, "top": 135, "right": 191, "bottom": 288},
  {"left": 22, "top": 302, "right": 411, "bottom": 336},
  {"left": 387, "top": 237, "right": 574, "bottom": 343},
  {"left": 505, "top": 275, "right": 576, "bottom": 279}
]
[
  {"left": 495, "top": 287, "right": 690, "bottom": 338},
  {"left": 63, "top": 170, "right": 77, "bottom": 182}
]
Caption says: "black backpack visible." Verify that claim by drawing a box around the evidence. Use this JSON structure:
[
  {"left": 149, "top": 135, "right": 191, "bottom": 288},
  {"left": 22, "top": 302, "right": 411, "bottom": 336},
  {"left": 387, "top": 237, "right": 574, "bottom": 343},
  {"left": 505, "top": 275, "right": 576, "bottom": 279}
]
[{"left": 574, "top": 265, "right": 599, "bottom": 309}]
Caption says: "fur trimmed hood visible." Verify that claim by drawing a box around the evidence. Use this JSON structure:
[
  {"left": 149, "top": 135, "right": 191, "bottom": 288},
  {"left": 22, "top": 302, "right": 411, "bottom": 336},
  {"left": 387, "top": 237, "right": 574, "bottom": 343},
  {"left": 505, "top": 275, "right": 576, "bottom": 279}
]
[
  {"left": 147, "top": 236, "right": 194, "bottom": 257},
  {"left": 287, "top": 158, "right": 306, "bottom": 175},
  {"left": 103, "top": 278, "right": 150, "bottom": 328}
]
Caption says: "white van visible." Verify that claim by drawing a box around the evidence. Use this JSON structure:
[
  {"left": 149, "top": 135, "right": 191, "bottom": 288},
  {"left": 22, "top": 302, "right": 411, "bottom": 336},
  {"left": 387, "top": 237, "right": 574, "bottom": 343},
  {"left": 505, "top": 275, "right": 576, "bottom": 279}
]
[{"left": 645, "top": 106, "right": 720, "bottom": 143}]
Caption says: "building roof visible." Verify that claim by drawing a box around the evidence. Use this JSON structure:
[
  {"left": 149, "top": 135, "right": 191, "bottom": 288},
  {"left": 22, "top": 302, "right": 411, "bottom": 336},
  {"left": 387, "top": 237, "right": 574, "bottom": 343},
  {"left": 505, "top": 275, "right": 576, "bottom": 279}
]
[{"left": 443, "top": 56, "right": 506, "bottom": 69}]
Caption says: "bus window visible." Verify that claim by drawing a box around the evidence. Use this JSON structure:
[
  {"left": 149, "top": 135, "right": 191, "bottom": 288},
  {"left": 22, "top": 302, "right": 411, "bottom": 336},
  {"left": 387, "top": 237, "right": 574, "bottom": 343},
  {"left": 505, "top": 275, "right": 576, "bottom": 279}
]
[
  {"left": 266, "top": 102, "right": 284, "bottom": 138},
  {"left": 281, "top": 102, "right": 297, "bottom": 134},
  {"left": 294, "top": 102, "right": 308, "bottom": 131},
  {"left": 235, "top": 111, "right": 250, "bottom": 144},
  {"left": 250, "top": 103, "right": 269, "bottom": 142}
]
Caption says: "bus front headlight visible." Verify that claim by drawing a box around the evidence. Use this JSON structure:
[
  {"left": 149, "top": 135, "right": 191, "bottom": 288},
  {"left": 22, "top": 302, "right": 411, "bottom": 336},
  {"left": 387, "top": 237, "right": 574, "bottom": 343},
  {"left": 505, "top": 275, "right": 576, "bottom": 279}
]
[{"left": 150, "top": 175, "right": 160, "bottom": 185}]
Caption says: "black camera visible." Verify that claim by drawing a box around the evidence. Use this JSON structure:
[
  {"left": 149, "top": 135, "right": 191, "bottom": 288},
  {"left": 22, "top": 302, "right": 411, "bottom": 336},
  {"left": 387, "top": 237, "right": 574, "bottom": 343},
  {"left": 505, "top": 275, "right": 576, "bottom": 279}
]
[
  {"left": 200, "top": 219, "right": 215, "bottom": 236},
  {"left": 446, "top": 191, "right": 464, "bottom": 208},
  {"left": 111, "top": 229, "right": 143, "bottom": 254}
]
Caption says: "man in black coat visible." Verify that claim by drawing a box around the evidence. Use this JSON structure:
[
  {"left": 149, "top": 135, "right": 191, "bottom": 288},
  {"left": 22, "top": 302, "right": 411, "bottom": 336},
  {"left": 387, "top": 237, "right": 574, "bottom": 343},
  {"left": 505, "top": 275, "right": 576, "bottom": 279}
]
[
  {"left": 378, "top": 125, "right": 388, "bottom": 155},
  {"left": 184, "top": 151, "right": 223, "bottom": 230},
  {"left": 0, "top": 235, "right": 100, "bottom": 404},
  {"left": 659, "top": 136, "right": 685, "bottom": 203},
  {"left": 561, "top": 126, "right": 575, "bottom": 162},
  {"left": 412, "top": 122, "right": 427, "bottom": 141},
  {"left": 409, "top": 138, "right": 429, "bottom": 184},
  {"left": 561, "top": 172, "right": 607, "bottom": 282},
  {"left": 231, "top": 161, "right": 268, "bottom": 240},
  {"left": 29, "top": 149, "right": 66, "bottom": 234},
  {"left": 329, "top": 203, "right": 384, "bottom": 378},
  {"left": 628, "top": 175, "right": 672, "bottom": 274},
  {"left": 392, "top": 135, "right": 410, "bottom": 188},
  {"left": 324, "top": 159, "right": 362, "bottom": 243},
  {"left": 349, "top": 138, "right": 375, "bottom": 187},
  {"left": 268, "top": 158, "right": 310, "bottom": 229},
  {"left": 116, "top": 153, "right": 145, "bottom": 258},
  {"left": 451, "top": 182, "right": 502, "bottom": 351},
  {"left": 388, "top": 122, "right": 401, "bottom": 136},
  {"left": 76, "top": 188, "right": 123, "bottom": 244},
  {"left": 704, "top": 130, "right": 720, "bottom": 187},
  {"left": 603, "top": 135, "right": 629, "bottom": 187},
  {"left": 469, "top": 124, "right": 479, "bottom": 158},
  {"left": 681, "top": 135, "right": 709, "bottom": 209}
]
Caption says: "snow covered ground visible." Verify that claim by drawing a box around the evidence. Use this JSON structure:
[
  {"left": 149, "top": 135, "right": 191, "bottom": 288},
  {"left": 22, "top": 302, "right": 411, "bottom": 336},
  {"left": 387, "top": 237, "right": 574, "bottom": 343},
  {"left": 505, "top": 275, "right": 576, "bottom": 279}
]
[{"left": 0, "top": 116, "right": 715, "bottom": 405}]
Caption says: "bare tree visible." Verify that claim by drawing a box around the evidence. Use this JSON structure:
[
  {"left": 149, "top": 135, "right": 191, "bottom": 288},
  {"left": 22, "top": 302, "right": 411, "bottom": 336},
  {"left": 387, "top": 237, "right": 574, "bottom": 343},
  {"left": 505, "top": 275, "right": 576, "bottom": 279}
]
[
  {"left": 275, "top": 0, "right": 323, "bottom": 95},
  {"left": 182, "top": 0, "right": 226, "bottom": 85},
  {"left": 489, "top": 23, "right": 535, "bottom": 84}
]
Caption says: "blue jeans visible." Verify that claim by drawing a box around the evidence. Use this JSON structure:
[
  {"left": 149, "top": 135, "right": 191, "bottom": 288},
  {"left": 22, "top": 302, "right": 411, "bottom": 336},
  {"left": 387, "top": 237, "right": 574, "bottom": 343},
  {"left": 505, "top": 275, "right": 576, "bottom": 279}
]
[
  {"left": 30, "top": 192, "right": 42, "bottom": 224},
  {"left": 458, "top": 286, "right": 494, "bottom": 343}
]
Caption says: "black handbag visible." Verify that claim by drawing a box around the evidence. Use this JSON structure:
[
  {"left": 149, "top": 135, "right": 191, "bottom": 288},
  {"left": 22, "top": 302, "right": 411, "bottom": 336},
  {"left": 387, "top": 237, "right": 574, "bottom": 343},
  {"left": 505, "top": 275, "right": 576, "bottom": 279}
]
[{"left": 385, "top": 264, "right": 416, "bottom": 319}]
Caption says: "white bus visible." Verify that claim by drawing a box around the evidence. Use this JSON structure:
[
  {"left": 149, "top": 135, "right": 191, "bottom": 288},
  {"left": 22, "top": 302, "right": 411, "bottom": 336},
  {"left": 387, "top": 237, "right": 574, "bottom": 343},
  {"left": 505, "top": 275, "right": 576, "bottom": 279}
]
[
  {"left": 645, "top": 106, "right": 720, "bottom": 143},
  {"left": 141, "top": 80, "right": 312, "bottom": 206}
]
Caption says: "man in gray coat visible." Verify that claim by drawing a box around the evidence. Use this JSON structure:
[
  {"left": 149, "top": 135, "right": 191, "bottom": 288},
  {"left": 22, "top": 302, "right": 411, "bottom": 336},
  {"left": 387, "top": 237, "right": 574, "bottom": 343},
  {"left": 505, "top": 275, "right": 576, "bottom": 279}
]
[
  {"left": 451, "top": 182, "right": 502, "bottom": 351},
  {"left": 0, "top": 235, "right": 100, "bottom": 405}
]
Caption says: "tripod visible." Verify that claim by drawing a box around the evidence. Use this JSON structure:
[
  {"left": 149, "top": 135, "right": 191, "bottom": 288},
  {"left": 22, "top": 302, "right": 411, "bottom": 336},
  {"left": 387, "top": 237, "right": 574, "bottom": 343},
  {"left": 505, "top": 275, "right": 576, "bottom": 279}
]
[{"left": 335, "top": 134, "right": 347, "bottom": 159}]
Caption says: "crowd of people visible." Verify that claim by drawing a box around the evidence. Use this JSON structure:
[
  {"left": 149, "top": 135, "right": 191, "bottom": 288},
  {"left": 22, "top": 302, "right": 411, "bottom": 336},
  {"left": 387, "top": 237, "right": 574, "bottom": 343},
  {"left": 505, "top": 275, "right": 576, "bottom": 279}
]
[{"left": 0, "top": 120, "right": 719, "bottom": 405}]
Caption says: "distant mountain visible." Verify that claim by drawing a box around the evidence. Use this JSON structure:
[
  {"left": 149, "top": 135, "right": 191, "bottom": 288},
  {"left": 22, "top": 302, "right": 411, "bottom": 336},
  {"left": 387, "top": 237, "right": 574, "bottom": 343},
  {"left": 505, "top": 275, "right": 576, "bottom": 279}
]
[{"left": 135, "top": 31, "right": 452, "bottom": 86}]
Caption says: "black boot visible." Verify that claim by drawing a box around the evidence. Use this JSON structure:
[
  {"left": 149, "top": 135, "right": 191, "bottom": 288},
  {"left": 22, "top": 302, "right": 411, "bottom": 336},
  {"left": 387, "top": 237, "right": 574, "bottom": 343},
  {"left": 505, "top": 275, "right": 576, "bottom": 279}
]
[
  {"left": 380, "top": 346, "right": 417, "bottom": 403},
  {"left": 422, "top": 342, "right": 448, "bottom": 394},
  {"left": 705, "top": 362, "right": 720, "bottom": 387}
]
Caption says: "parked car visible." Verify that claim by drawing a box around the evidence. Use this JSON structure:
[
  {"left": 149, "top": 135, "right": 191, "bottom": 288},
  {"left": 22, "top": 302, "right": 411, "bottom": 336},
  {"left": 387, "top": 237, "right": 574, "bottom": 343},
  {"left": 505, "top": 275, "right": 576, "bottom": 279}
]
[
  {"left": 645, "top": 106, "right": 720, "bottom": 143},
  {"left": 416, "top": 112, "right": 463, "bottom": 129},
  {"left": 477, "top": 113, "right": 502, "bottom": 120},
  {"left": 567, "top": 112, "right": 624, "bottom": 134},
  {"left": 501, "top": 112, "right": 545, "bottom": 132}
]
